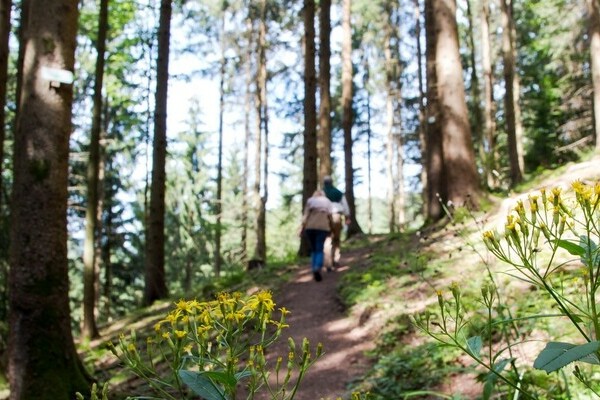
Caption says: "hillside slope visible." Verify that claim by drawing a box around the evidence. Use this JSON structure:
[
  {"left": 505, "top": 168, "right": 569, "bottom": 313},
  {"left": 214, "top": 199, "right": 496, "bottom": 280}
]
[{"left": 88, "top": 155, "right": 600, "bottom": 399}]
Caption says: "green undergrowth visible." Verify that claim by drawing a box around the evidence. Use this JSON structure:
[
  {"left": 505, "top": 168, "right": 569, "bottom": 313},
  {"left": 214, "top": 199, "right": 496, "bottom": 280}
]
[{"left": 337, "top": 172, "right": 600, "bottom": 398}]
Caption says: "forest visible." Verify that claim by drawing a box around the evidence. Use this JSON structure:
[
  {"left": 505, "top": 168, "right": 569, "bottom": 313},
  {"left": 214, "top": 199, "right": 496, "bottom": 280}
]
[{"left": 2, "top": 0, "right": 600, "bottom": 399}]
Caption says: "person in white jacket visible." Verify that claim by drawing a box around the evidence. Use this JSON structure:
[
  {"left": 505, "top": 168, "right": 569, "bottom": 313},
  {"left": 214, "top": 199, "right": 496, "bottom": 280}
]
[{"left": 300, "top": 190, "right": 333, "bottom": 281}]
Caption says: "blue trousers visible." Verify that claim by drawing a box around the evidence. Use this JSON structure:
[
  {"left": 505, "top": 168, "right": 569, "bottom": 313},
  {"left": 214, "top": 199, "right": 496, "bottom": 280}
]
[{"left": 304, "top": 229, "right": 329, "bottom": 272}]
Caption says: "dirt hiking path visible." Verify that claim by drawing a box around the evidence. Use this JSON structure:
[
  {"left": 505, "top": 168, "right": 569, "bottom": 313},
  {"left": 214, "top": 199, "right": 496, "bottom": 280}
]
[{"left": 264, "top": 247, "right": 374, "bottom": 400}]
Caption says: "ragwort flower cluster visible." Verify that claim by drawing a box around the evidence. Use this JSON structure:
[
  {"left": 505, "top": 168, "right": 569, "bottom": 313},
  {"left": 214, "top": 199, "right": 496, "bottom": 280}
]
[
  {"left": 110, "top": 290, "right": 323, "bottom": 400},
  {"left": 482, "top": 180, "right": 600, "bottom": 342}
]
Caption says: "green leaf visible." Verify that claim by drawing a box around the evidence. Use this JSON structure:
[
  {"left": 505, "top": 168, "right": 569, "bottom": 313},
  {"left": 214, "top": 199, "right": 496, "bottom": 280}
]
[
  {"left": 200, "top": 370, "right": 238, "bottom": 389},
  {"left": 178, "top": 370, "right": 227, "bottom": 400},
  {"left": 533, "top": 341, "right": 600, "bottom": 373},
  {"left": 554, "top": 239, "right": 585, "bottom": 256},
  {"left": 235, "top": 370, "right": 253, "bottom": 381},
  {"left": 467, "top": 336, "right": 482, "bottom": 357},
  {"left": 482, "top": 358, "right": 511, "bottom": 400}
]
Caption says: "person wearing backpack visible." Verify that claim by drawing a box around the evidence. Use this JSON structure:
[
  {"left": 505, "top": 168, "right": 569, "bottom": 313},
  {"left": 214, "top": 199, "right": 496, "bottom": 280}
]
[
  {"left": 322, "top": 176, "right": 351, "bottom": 270},
  {"left": 299, "top": 190, "right": 334, "bottom": 281}
]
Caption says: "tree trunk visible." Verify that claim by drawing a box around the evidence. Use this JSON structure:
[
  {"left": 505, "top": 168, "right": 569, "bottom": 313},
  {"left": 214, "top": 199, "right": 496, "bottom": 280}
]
[
  {"left": 500, "top": 0, "right": 522, "bottom": 186},
  {"left": 0, "top": 0, "right": 11, "bottom": 322},
  {"left": 300, "top": 0, "right": 318, "bottom": 256},
  {"left": 363, "top": 53, "right": 373, "bottom": 234},
  {"left": 254, "top": 0, "right": 268, "bottom": 263},
  {"left": 395, "top": 134, "right": 405, "bottom": 229},
  {"left": 318, "top": 0, "right": 332, "bottom": 180},
  {"left": 144, "top": 0, "right": 171, "bottom": 305},
  {"left": 82, "top": 0, "right": 108, "bottom": 340},
  {"left": 0, "top": 0, "right": 11, "bottom": 207},
  {"left": 384, "top": 2, "right": 396, "bottom": 233},
  {"left": 414, "top": 0, "right": 428, "bottom": 216},
  {"left": 465, "top": 0, "right": 484, "bottom": 181},
  {"left": 342, "top": 0, "right": 362, "bottom": 236},
  {"left": 481, "top": 0, "right": 498, "bottom": 189},
  {"left": 241, "top": 15, "right": 253, "bottom": 264},
  {"left": 589, "top": 0, "right": 600, "bottom": 151},
  {"left": 9, "top": 1, "right": 92, "bottom": 398},
  {"left": 424, "top": 0, "right": 444, "bottom": 221},
  {"left": 215, "top": 13, "right": 225, "bottom": 278},
  {"left": 94, "top": 118, "right": 106, "bottom": 322},
  {"left": 434, "top": 0, "right": 480, "bottom": 209},
  {"left": 510, "top": 6, "right": 525, "bottom": 177}
]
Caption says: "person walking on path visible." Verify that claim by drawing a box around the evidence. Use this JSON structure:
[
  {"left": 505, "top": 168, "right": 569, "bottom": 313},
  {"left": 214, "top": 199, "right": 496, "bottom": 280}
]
[
  {"left": 300, "top": 190, "right": 333, "bottom": 281},
  {"left": 322, "top": 176, "right": 350, "bottom": 269}
]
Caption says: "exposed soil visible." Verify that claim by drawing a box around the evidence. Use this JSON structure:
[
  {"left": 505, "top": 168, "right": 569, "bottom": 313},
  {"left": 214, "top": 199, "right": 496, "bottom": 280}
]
[{"left": 260, "top": 245, "right": 376, "bottom": 400}]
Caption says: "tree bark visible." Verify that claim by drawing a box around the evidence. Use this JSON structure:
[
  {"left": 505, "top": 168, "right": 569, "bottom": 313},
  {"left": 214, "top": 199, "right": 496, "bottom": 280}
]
[
  {"left": 384, "top": 1, "right": 396, "bottom": 232},
  {"left": 318, "top": 0, "right": 332, "bottom": 180},
  {"left": 500, "top": 0, "right": 523, "bottom": 186},
  {"left": 481, "top": 0, "right": 498, "bottom": 189},
  {"left": 342, "top": 0, "right": 362, "bottom": 236},
  {"left": 0, "top": 0, "right": 11, "bottom": 207},
  {"left": 300, "top": 0, "right": 318, "bottom": 256},
  {"left": 434, "top": 0, "right": 480, "bottom": 209},
  {"left": 254, "top": 0, "right": 268, "bottom": 263},
  {"left": 589, "top": 0, "right": 600, "bottom": 151},
  {"left": 9, "top": 1, "right": 92, "bottom": 398},
  {"left": 215, "top": 13, "right": 225, "bottom": 277},
  {"left": 362, "top": 53, "right": 373, "bottom": 233},
  {"left": 414, "top": 0, "right": 428, "bottom": 216},
  {"left": 144, "top": 0, "right": 171, "bottom": 305},
  {"left": 241, "top": 14, "right": 254, "bottom": 264},
  {"left": 82, "top": 0, "right": 109, "bottom": 340},
  {"left": 424, "top": 0, "right": 445, "bottom": 221},
  {"left": 465, "top": 0, "right": 484, "bottom": 181}
]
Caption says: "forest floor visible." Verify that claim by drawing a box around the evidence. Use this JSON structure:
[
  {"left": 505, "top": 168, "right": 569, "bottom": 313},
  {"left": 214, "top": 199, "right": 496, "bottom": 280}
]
[
  {"left": 253, "top": 244, "right": 378, "bottom": 400},
  {"left": 91, "top": 154, "right": 600, "bottom": 400}
]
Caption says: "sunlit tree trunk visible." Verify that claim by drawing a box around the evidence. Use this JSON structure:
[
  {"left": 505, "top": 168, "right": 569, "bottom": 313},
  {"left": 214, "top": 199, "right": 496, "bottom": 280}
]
[
  {"left": 82, "top": 0, "right": 108, "bottom": 340},
  {"left": 144, "top": 0, "right": 171, "bottom": 305},
  {"left": 9, "top": 1, "right": 92, "bottom": 397},
  {"left": 318, "top": 0, "right": 332, "bottom": 180},
  {"left": 500, "top": 0, "right": 523, "bottom": 186},
  {"left": 254, "top": 0, "right": 268, "bottom": 262},
  {"left": 481, "top": 0, "right": 498, "bottom": 189},
  {"left": 434, "top": 0, "right": 480, "bottom": 208},
  {"left": 342, "top": 0, "right": 362, "bottom": 236},
  {"left": 300, "top": 0, "right": 318, "bottom": 256},
  {"left": 589, "top": 0, "right": 600, "bottom": 151},
  {"left": 511, "top": 7, "right": 525, "bottom": 177}
]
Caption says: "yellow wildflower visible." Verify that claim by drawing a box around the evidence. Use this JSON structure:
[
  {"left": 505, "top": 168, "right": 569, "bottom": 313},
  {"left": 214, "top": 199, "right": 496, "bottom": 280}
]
[
  {"left": 175, "top": 299, "right": 195, "bottom": 314},
  {"left": 279, "top": 307, "right": 290, "bottom": 316},
  {"left": 165, "top": 310, "right": 182, "bottom": 326},
  {"left": 174, "top": 330, "right": 187, "bottom": 339},
  {"left": 528, "top": 195, "right": 539, "bottom": 212}
]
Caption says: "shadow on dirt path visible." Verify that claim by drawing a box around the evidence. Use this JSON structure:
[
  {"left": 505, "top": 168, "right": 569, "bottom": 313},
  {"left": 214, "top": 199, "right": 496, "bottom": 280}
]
[{"left": 264, "top": 247, "right": 374, "bottom": 400}]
